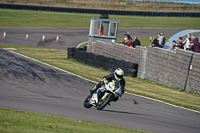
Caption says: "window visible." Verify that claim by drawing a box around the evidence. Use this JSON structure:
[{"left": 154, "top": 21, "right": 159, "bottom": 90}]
[
  {"left": 101, "top": 21, "right": 109, "bottom": 36},
  {"left": 110, "top": 22, "right": 116, "bottom": 37},
  {"left": 93, "top": 21, "right": 100, "bottom": 35}
]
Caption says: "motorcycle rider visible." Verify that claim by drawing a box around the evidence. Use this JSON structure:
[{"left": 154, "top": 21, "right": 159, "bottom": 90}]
[{"left": 90, "top": 68, "right": 126, "bottom": 102}]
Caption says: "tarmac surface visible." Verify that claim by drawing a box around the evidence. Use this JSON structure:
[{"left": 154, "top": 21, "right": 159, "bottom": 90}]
[
  {"left": 0, "top": 48, "right": 200, "bottom": 133},
  {"left": 0, "top": 27, "right": 183, "bottom": 49}
]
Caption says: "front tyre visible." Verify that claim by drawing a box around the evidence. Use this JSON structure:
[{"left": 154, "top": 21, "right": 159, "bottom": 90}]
[
  {"left": 83, "top": 94, "right": 93, "bottom": 108},
  {"left": 97, "top": 93, "right": 112, "bottom": 110}
]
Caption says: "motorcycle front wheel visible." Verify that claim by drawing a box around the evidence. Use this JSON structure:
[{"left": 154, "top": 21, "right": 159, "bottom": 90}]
[
  {"left": 96, "top": 93, "right": 112, "bottom": 110},
  {"left": 83, "top": 94, "right": 93, "bottom": 108}
]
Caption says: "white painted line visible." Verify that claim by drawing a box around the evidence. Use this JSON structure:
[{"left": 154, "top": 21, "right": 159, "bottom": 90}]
[
  {"left": 77, "top": 41, "right": 88, "bottom": 48},
  {"left": 4, "top": 48, "right": 200, "bottom": 114}
]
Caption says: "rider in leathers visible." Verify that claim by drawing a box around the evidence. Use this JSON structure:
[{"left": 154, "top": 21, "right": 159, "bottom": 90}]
[{"left": 90, "top": 68, "right": 126, "bottom": 102}]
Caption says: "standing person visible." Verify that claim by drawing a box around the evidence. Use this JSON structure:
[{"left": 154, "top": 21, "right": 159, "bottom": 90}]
[
  {"left": 149, "top": 37, "right": 160, "bottom": 47},
  {"left": 172, "top": 40, "right": 178, "bottom": 51},
  {"left": 127, "top": 34, "right": 133, "bottom": 47},
  {"left": 122, "top": 34, "right": 132, "bottom": 47},
  {"left": 177, "top": 37, "right": 183, "bottom": 49},
  {"left": 98, "top": 24, "right": 104, "bottom": 36},
  {"left": 160, "top": 33, "right": 165, "bottom": 47},
  {"left": 182, "top": 33, "right": 191, "bottom": 50},
  {"left": 122, "top": 34, "right": 128, "bottom": 45},
  {"left": 132, "top": 36, "right": 141, "bottom": 48},
  {"left": 189, "top": 41, "right": 195, "bottom": 52},
  {"left": 157, "top": 33, "right": 164, "bottom": 48},
  {"left": 192, "top": 38, "right": 200, "bottom": 53}
]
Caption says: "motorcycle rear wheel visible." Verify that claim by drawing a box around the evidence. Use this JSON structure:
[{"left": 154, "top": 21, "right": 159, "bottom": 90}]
[
  {"left": 97, "top": 93, "right": 112, "bottom": 110},
  {"left": 83, "top": 94, "right": 93, "bottom": 108}
]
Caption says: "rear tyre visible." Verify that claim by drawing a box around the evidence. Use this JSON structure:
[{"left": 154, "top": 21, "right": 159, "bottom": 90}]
[
  {"left": 97, "top": 93, "right": 112, "bottom": 110},
  {"left": 83, "top": 94, "right": 93, "bottom": 108}
]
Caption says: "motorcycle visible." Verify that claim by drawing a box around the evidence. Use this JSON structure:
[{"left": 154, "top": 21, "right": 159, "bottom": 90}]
[{"left": 83, "top": 80, "right": 122, "bottom": 110}]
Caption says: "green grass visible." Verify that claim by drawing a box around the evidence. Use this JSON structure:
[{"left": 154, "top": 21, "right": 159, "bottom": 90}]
[
  {"left": 1, "top": 0, "right": 200, "bottom": 12},
  {"left": 0, "top": 108, "right": 150, "bottom": 133},
  {"left": 1, "top": 43, "right": 200, "bottom": 112},
  {"left": 0, "top": 9, "right": 200, "bottom": 29}
]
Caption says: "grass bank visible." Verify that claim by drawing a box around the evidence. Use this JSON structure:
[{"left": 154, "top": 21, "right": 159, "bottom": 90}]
[
  {"left": 1, "top": 0, "right": 200, "bottom": 11},
  {"left": 1, "top": 43, "right": 200, "bottom": 112},
  {"left": 0, "top": 108, "right": 149, "bottom": 133},
  {"left": 0, "top": 9, "right": 200, "bottom": 29}
]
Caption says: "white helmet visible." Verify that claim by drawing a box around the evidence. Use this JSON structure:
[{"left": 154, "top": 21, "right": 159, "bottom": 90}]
[{"left": 114, "top": 68, "right": 124, "bottom": 81}]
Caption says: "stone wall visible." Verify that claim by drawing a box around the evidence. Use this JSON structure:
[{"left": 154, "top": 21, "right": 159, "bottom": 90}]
[
  {"left": 87, "top": 41, "right": 145, "bottom": 77},
  {"left": 145, "top": 46, "right": 193, "bottom": 90},
  {"left": 186, "top": 53, "right": 200, "bottom": 94},
  {"left": 87, "top": 40, "right": 200, "bottom": 94}
]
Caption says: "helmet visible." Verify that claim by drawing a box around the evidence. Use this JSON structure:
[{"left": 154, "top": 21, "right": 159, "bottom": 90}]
[{"left": 114, "top": 68, "right": 124, "bottom": 81}]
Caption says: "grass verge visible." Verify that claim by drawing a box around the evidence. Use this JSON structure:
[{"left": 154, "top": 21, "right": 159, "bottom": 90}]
[
  {"left": 0, "top": 43, "right": 200, "bottom": 112},
  {"left": 1, "top": 0, "right": 200, "bottom": 11},
  {"left": 0, "top": 108, "right": 150, "bottom": 133},
  {"left": 0, "top": 9, "right": 200, "bottom": 29}
]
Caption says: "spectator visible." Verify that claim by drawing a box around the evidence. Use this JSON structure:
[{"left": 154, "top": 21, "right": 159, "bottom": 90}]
[
  {"left": 160, "top": 33, "right": 166, "bottom": 46},
  {"left": 177, "top": 37, "right": 183, "bottom": 49},
  {"left": 157, "top": 33, "right": 164, "bottom": 47},
  {"left": 132, "top": 36, "right": 141, "bottom": 48},
  {"left": 191, "top": 36, "right": 195, "bottom": 40},
  {"left": 122, "top": 34, "right": 132, "bottom": 47},
  {"left": 98, "top": 24, "right": 104, "bottom": 36},
  {"left": 172, "top": 40, "right": 178, "bottom": 51},
  {"left": 127, "top": 33, "right": 133, "bottom": 41},
  {"left": 150, "top": 37, "right": 160, "bottom": 47},
  {"left": 183, "top": 33, "right": 191, "bottom": 50},
  {"left": 192, "top": 38, "right": 200, "bottom": 53},
  {"left": 189, "top": 41, "right": 195, "bottom": 52}
]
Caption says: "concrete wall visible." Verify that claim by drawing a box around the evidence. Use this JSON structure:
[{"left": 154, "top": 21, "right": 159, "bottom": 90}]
[{"left": 87, "top": 41, "right": 200, "bottom": 94}]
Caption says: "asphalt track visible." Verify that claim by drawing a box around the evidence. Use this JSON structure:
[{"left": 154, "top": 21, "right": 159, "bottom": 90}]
[
  {"left": 0, "top": 27, "right": 200, "bottom": 133},
  {"left": 0, "top": 27, "right": 183, "bottom": 49},
  {"left": 0, "top": 48, "right": 200, "bottom": 133}
]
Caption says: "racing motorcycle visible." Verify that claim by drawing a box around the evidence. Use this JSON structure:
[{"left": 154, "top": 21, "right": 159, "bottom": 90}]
[{"left": 83, "top": 80, "right": 122, "bottom": 110}]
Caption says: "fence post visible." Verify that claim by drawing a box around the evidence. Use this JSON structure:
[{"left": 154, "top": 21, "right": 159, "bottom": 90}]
[{"left": 140, "top": 49, "right": 147, "bottom": 79}]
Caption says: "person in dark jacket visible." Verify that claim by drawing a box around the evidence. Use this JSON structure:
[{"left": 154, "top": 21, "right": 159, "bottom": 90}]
[
  {"left": 90, "top": 68, "right": 126, "bottom": 101},
  {"left": 132, "top": 36, "right": 141, "bottom": 48},
  {"left": 150, "top": 37, "right": 160, "bottom": 47},
  {"left": 189, "top": 41, "right": 195, "bottom": 52},
  {"left": 172, "top": 40, "right": 178, "bottom": 51},
  {"left": 177, "top": 37, "right": 184, "bottom": 49},
  {"left": 192, "top": 38, "right": 200, "bottom": 53}
]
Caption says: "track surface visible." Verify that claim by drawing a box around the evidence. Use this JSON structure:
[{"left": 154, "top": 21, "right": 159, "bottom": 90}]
[
  {"left": 0, "top": 27, "right": 183, "bottom": 49},
  {"left": 0, "top": 49, "right": 200, "bottom": 133}
]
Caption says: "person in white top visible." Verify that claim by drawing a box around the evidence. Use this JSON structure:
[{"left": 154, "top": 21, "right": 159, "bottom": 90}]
[
  {"left": 157, "top": 33, "right": 164, "bottom": 48},
  {"left": 183, "top": 33, "right": 191, "bottom": 50}
]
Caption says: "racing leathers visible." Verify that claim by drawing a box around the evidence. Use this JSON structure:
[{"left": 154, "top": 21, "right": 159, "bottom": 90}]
[{"left": 91, "top": 73, "right": 126, "bottom": 101}]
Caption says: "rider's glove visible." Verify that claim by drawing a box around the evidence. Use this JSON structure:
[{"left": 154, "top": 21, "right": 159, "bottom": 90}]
[{"left": 103, "top": 78, "right": 108, "bottom": 84}]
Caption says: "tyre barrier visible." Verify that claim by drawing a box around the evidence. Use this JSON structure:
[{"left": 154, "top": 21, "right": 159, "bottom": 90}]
[
  {"left": 67, "top": 47, "right": 138, "bottom": 77},
  {"left": 0, "top": 3, "right": 199, "bottom": 17}
]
